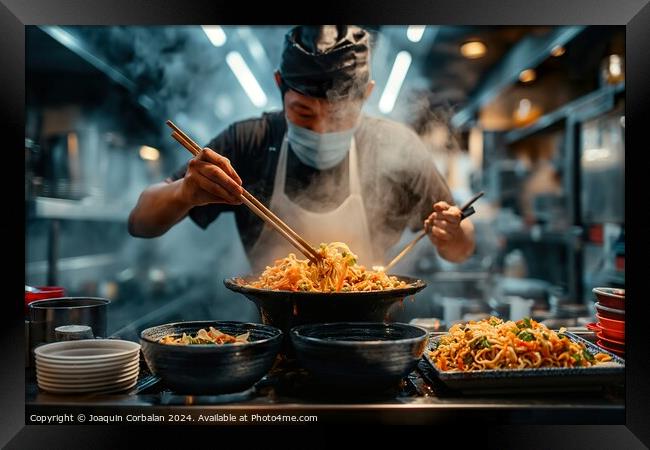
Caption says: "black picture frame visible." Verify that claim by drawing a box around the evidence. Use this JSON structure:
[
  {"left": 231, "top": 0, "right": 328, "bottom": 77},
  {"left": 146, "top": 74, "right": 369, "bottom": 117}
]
[{"left": 2, "top": 0, "right": 649, "bottom": 446}]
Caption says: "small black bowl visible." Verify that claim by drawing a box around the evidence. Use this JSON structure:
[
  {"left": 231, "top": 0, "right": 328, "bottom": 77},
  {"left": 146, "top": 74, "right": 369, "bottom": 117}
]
[
  {"left": 140, "top": 321, "right": 282, "bottom": 395},
  {"left": 290, "top": 322, "right": 428, "bottom": 391}
]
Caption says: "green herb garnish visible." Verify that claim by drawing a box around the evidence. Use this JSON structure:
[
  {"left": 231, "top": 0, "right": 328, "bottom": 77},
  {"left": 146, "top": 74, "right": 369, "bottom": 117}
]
[{"left": 518, "top": 331, "right": 534, "bottom": 342}]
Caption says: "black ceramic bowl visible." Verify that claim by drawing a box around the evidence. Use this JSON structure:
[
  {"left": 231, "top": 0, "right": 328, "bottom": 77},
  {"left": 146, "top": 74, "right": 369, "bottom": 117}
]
[
  {"left": 224, "top": 275, "right": 426, "bottom": 340},
  {"left": 140, "top": 321, "right": 282, "bottom": 394},
  {"left": 290, "top": 322, "right": 428, "bottom": 391}
]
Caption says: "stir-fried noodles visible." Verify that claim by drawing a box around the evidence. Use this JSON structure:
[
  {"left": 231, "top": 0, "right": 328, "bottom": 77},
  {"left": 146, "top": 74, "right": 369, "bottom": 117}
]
[
  {"left": 430, "top": 316, "right": 613, "bottom": 371},
  {"left": 244, "top": 242, "right": 408, "bottom": 292},
  {"left": 159, "top": 327, "right": 250, "bottom": 345}
]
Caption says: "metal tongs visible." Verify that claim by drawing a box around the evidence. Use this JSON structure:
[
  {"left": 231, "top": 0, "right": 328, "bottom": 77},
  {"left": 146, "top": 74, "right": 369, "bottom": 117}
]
[{"left": 375, "top": 191, "right": 485, "bottom": 273}]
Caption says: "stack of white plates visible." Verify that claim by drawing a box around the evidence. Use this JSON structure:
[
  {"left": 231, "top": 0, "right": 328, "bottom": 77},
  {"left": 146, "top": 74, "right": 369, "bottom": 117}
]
[{"left": 34, "top": 339, "right": 141, "bottom": 394}]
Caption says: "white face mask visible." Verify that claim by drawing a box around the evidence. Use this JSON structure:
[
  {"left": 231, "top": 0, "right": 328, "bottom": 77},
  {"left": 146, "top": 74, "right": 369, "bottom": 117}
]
[{"left": 287, "top": 120, "right": 357, "bottom": 170}]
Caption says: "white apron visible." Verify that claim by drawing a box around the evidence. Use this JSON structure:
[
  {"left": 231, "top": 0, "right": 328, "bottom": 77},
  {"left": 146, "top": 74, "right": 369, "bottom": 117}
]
[{"left": 248, "top": 134, "right": 376, "bottom": 273}]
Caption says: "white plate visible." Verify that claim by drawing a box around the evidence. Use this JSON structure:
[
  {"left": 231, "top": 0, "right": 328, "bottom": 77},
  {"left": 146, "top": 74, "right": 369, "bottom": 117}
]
[
  {"left": 35, "top": 352, "right": 140, "bottom": 366},
  {"left": 35, "top": 352, "right": 140, "bottom": 367},
  {"left": 38, "top": 378, "right": 138, "bottom": 395},
  {"left": 37, "top": 374, "right": 138, "bottom": 392},
  {"left": 35, "top": 359, "right": 140, "bottom": 377},
  {"left": 36, "top": 356, "right": 139, "bottom": 372},
  {"left": 37, "top": 366, "right": 140, "bottom": 385},
  {"left": 37, "top": 369, "right": 139, "bottom": 388},
  {"left": 34, "top": 339, "right": 140, "bottom": 361},
  {"left": 35, "top": 358, "right": 139, "bottom": 375}
]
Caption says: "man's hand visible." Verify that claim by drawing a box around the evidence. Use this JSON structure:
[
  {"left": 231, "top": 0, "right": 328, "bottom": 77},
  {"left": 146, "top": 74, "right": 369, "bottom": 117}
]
[
  {"left": 424, "top": 201, "right": 475, "bottom": 262},
  {"left": 177, "top": 148, "right": 244, "bottom": 207}
]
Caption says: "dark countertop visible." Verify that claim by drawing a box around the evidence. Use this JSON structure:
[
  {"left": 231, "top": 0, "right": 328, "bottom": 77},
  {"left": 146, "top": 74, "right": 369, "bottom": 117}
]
[{"left": 25, "top": 336, "right": 625, "bottom": 425}]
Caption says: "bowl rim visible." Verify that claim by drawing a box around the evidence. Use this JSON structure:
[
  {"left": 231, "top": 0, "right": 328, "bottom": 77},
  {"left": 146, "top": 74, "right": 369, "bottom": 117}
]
[
  {"left": 224, "top": 275, "right": 426, "bottom": 297},
  {"left": 139, "top": 320, "right": 283, "bottom": 347},
  {"left": 596, "top": 331, "right": 625, "bottom": 346},
  {"left": 596, "top": 313, "right": 625, "bottom": 325},
  {"left": 29, "top": 297, "right": 111, "bottom": 310},
  {"left": 592, "top": 287, "right": 625, "bottom": 300},
  {"left": 594, "top": 302, "right": 625, "bottom": 315},
  {"left": 290, "top": 321, "right": 428, "bottom": 346}
]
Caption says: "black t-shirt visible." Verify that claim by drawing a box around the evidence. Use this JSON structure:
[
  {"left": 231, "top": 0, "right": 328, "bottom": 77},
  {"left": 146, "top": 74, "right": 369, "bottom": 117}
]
[{"left": 168, "top": 111, "right": 453, "bottom": 257}]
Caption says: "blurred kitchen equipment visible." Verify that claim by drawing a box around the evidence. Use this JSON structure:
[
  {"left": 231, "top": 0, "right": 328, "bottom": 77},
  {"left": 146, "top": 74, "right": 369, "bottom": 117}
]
[
  {"left": 580, "top": 105, "right": 624, "bottom": 224},
  {"left": 440, "top": 297, "right": 490, "bottom": 326},
  {"left": 532, "top": 193, "right": 567, "bottom": 228},
  {"left": 442, "top": 297, "right": 463, "bottom": 324},
  {"left": 377, "top": 191, "right": 484, "bottom": 273},
  {"left": 54, "top": 325, "right": 94, "bottom": 341},
  {"left": 25, "top": 285, "right": 65, "bottom": 316},
  {"left": 25, "top": 285, "right": 66, "bottom": 367},
  {"left": 409, "top": 317, "right": 446, "bottom": 332},
  {"left": 508, "top": 296, "right": 535, "bottom": 321},
  {"left": 28, "top": 297, "right": 110, "bottom": 366},
  {"left": 492, "top": 277, "right": 550, "bottom": 312},
  {"left": 38, "top": 131, "right": 87, "bottom": 200}
]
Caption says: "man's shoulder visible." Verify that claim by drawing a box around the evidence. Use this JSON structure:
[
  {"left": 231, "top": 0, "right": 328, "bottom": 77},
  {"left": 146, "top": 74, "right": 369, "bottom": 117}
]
[
  {"left": 359, "top": 114, "right": 429, "bottom": 163},
  {"left": 360, "top": 114, "right": 421, "bottom": 140}
]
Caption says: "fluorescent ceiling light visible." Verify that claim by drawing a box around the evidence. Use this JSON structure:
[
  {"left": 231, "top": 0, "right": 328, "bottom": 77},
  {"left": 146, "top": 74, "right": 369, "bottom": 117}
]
[
  {"left": 406, "top": 26, "right": 426, "bottom": 43},
  {"left": 202, "top": 25, "right": 227, "bottom": 47},
  {"left": 378, "top": 51, "right": 412, "bottom": 114},
  {"left": 226, "top": 51, "right": 268, "bottom": 108}
]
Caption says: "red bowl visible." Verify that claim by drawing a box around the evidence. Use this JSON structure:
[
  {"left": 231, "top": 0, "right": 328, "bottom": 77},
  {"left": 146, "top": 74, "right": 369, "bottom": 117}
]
[
  {"left": 597, "top": 340, "right": 625, "bottom": 357},
  {"left": 594, "top": 302, "right": 625, "bottom": 320},
  {"left": 596, "top": 331, "right": 625, "bottom": 347},
  {"left": 595, "top": 323, "right": 625, "bottom": 342},
  {"left": 592, "top": 287, "right": 625, "bottom": 310},
  {"left": 586, "top": 322, "right": 600, "bottom": 332},
  {"left": 596, "top": 313, "right": 625, "bottom": 333},
  {"left": 24, "top": 286, "right": 65, "bottom": 315}
]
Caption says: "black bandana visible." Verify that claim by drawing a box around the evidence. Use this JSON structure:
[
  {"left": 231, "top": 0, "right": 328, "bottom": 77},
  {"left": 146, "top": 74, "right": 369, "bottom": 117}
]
[{"left": 279, "top": 25, "right": 370, "bottom": 99}]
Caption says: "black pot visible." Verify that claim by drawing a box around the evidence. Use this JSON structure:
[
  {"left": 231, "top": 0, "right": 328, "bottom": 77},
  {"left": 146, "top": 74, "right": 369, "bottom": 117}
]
[
  {"left": 224, "top": 275, "right": 426, "bottom": 341},
  {"left": 29, "top": 297, "right": 109, "bottom": 347},
  {"left": 290, "top": 322, "right": 428, "bottom": 391},
  {"left": 140, "top": 321, "right": 282, "bottom": 395}
]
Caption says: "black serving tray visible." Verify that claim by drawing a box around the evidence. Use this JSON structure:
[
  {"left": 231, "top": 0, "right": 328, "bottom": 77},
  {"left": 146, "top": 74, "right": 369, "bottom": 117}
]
[{"left": 420, "top": 332, "right": 625, "bottom": 395}]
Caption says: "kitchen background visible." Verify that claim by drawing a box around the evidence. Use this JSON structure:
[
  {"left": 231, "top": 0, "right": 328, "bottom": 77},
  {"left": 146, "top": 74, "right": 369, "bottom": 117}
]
[{"left": 25, "top": 25, "right": 625, "bottom": 340}]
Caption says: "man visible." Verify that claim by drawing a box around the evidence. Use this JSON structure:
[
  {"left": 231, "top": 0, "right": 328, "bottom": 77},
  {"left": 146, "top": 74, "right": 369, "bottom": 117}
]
[{"left": 129, "top": 25, "right": 475, "bottom": 272}]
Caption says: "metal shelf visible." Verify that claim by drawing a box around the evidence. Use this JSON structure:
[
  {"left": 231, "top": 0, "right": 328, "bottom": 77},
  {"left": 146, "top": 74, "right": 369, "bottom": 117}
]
[
  {"left": 28, "top": 196, "right": 130, "bottom": 222},
  {"left": 504, "top": 82, "right": 625, "bottom": 145}
]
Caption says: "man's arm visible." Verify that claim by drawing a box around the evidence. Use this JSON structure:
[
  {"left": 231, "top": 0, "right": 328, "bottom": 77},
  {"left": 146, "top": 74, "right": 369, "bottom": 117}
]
[
  {"left": 128, "top": 148, "right": 243, "bottom": 238},
  {"left": 424, "top": 201, "right": 475, "bottom": 263}
]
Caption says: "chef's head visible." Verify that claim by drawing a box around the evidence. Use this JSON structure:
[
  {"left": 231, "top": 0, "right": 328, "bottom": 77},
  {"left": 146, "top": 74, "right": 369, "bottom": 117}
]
[{"left": 275, "top": 25, "right": 374, "bottom": 169}]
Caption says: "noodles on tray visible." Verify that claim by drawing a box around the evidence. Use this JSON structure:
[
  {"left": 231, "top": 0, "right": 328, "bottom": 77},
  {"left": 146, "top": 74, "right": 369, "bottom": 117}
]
[
  {"left": 430, "top": 316, "right": 613, "bottom": 371},
  {"left": 243, "top": 242, "right": 408, "bottom": 292}
]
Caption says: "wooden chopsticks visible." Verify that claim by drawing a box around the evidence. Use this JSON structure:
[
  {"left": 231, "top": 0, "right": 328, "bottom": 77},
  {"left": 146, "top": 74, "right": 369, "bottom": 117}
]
[
  {"left": 381, "top": 191, "right": 485, "bottom": 272},
  {"left": 165, "top": 120, "right": 321, "bottom": 264}
]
